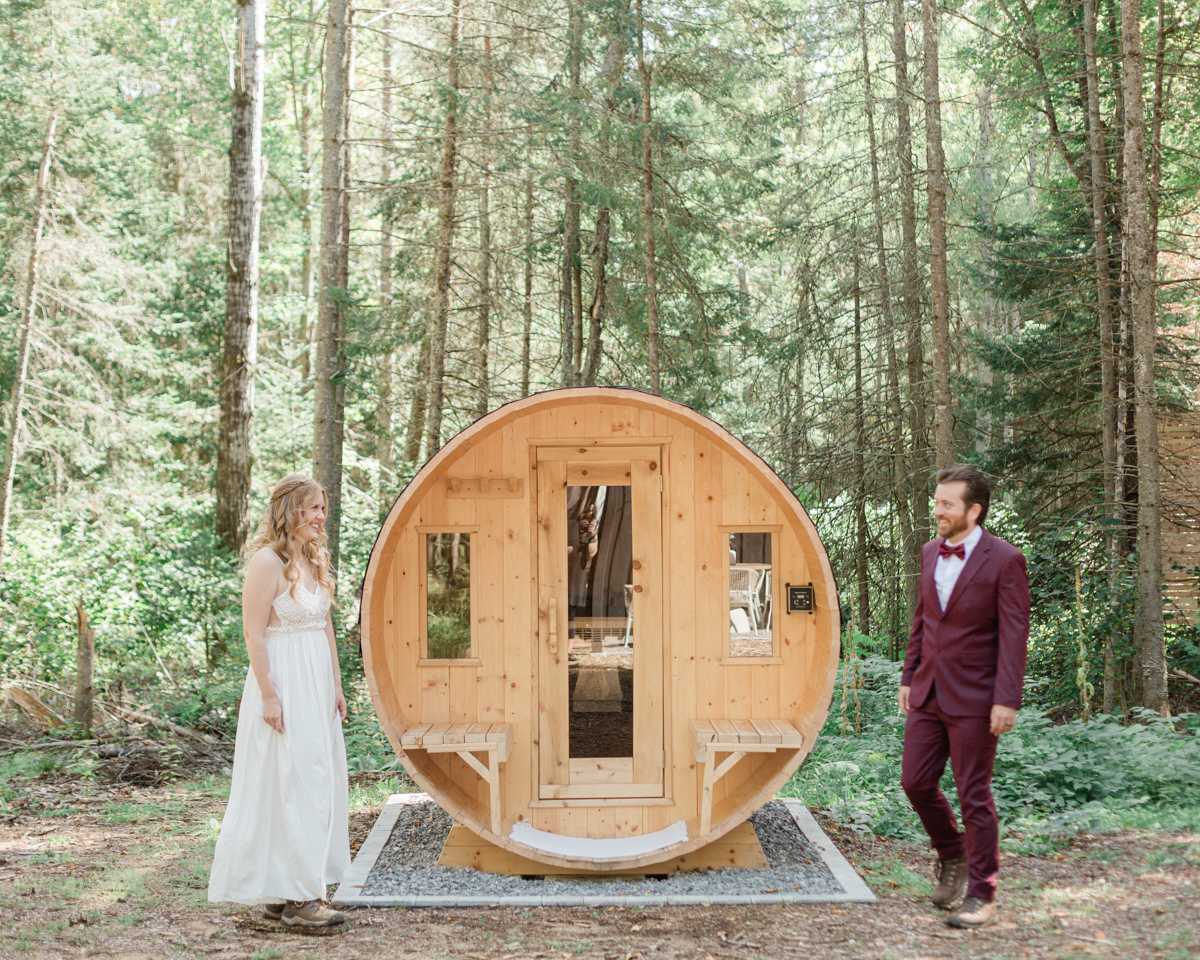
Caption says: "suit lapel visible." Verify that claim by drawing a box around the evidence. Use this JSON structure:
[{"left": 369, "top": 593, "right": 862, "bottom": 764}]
[
  {"left": 923, "top": 542, "right": 941, "bottom": 612},
  {"left": 939, "top": 530, "right": 993, "bottom": 619}
]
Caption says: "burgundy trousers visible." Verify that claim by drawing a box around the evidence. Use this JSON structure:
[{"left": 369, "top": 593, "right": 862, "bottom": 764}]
[{"left": 901, "top": 691, "right": 1000, "bottom": 900}]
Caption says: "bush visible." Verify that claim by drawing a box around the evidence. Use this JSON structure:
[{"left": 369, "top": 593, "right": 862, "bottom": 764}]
[{"left": 781, "top": 655, "right": 1200, "bottom": 846}]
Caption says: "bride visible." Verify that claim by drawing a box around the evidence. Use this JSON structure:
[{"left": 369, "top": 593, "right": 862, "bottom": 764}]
[{"left": 208, "top": 474, "right": 352, "bottom": 927}]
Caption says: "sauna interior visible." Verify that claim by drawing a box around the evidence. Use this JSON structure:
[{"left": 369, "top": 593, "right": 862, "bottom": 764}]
[{"left": 360, "top": 388, "right": 839, "bottom": 870}]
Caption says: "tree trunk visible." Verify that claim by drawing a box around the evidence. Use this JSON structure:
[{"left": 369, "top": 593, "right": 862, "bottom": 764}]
[
  {"left": 1121, "top": 0, "right": 1166, "bottom": 714},
  {"left": 474, "top": 28, "right": 494, "bottom": 421},
  {"left": 923, "top": 0, "right": 952, "bottom": 468},
  {"left": 637, "top": 0, "right": 661, "bottom": 395},
  {"left": 559, "top": 0, "right": 582, "bottom": 388},
  {"left": 313, "top": 0, "right": 349, "bottom": 567},
  {"left": 217, "top": 0, "right": 266, "bottom": 557},
  {"left": 1084, "top": 0, "right": 1120, "bottom": 713},
  {"left": 859, "top": 0, "right": 913, "bottom": 622},
  {"left": 74, "top": 597, "right": 94, "bottom": 735},
  {"left": 328, "top": 13, "right": 355, "bottom": 568},
  {"left": 287, "top": 4, "right": 320, "bottom": 383},
  {"left": 404, "top": 336, "right": 429, "bottom": 465},
  {"left": 584, "top": 34, "right": 624, "bottom": 387},
  {"left": 853, "top": 240, "right": 871, "bottom": 636},
  {"left": 893, "top": 0, "right": 929, "bottom": 608},
  {"left": 975, "top": 86, "right": 996, "bottom": 457},
  {"left": 377, "top": 12, "right": 395, "bottom": 518},
  {"left": 584, "top": 209, "right": 610, "bottom": 385},
  {"left": 0, "top": 114, "right": 56, "bottom": 582},
  {"left": 521, "top": 174, "right": 534, "bottom": 398},
  {"left": 425, "top": 0, "right": 461, "bottom": 454}
]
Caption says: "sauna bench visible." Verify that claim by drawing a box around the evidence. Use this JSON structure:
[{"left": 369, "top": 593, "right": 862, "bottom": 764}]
[
  {"left": 400, "top": 723, "right": 514, "bottom": 834},
  {"left": 689, "top": 719, "right": 804, "bottom": 835}
]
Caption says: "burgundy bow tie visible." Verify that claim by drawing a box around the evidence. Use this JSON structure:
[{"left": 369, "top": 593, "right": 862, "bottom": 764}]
[{"left": 938, "top": 540, "right": 966, "bottom": 560}]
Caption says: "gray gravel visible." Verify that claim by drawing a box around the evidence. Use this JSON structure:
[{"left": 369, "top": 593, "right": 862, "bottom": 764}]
[{"left": 360, "top": 800, "right": 844, "bottom": 898}]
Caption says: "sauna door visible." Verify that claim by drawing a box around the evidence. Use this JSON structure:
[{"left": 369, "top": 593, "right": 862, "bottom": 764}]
[{"left": 536, "top": 446, "right": 664, "bottom": 800}]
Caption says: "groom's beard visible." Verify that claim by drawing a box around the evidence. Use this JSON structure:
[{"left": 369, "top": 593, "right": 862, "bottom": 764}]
[{"left": 938, "top": 514, "right": 969, "bottom": 540}]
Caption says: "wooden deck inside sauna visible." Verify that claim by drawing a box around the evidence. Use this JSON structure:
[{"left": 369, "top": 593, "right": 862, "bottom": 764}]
[{"left": 359, "top": 388, "right": 839, "bottom": 871}]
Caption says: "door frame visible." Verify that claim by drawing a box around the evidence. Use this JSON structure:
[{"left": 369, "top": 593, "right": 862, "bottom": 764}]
[{"left": 529, "top": 439, "right": 671, "bottom": 802}]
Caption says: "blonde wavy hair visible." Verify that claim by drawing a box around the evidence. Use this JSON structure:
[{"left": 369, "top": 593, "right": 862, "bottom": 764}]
[{"left": 249, "top": 473, "right": 336, "bottom": 600}]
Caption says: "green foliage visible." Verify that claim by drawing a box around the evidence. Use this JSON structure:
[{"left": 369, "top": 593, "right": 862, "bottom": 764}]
[
  {"left": 343, "top": 703, "right": 404, "bottom": 773},
  {"left": 425, "top": 536, "right": 472, "bottom": 660},
  {"left": 783, "top": 657, "right": 1200, "bottom": 848}
]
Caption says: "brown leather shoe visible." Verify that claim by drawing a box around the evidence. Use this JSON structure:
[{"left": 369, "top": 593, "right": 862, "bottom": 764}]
[
  {"left": 282, "top": 900, "right": 345, "bottom": 927},
  {"left": 930, "top": 855, "right": 968, "bottom": 907},
  {"left": 947, "top": 896, "right": 997, "bottom": 928}
]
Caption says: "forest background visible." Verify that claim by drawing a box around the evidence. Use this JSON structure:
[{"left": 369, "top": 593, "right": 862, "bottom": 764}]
[{"left": 2, "top": 0, "right": 1200, "bottom": 841}]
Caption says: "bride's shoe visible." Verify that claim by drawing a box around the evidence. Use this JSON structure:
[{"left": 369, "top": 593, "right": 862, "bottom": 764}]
[{"left": 282, "top": 900, "right": 345, "bottom": 927}]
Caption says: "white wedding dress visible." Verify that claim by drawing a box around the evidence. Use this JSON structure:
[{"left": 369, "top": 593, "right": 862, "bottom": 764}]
[{"left": 207, "top": 583, "right": 351, "bottom": 906}]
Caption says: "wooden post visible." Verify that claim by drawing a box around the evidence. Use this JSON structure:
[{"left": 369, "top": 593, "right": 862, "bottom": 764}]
[{"left": 74, "top": 596, "right": 95, "bottom": 735}]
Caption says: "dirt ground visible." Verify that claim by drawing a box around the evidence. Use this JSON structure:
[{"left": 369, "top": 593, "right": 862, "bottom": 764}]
[{"left": 0, "top": 773, "right": 1197, "bottom": 960}]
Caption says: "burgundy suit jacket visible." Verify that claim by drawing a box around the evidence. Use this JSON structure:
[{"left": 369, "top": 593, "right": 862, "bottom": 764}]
[{"left": 901, "top": 529, "right": 1030, "bottom": 716}]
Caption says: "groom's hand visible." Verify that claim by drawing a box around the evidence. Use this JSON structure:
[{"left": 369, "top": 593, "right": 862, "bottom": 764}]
[
  {"left": 990, "top": 704, "right": 1017, "bottom": 736},
  {"left": 898, "top": 685, "right": 911, "bottom": 715}
]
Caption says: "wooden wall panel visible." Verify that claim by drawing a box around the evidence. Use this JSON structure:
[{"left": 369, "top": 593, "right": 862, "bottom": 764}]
[
  {"left": 502, "top": 420, "right": 533, "bottom": 824},
  {"left": 474, "top": 430, "right": 507, "bottom": 723},
  {"left": 667, "top": 425, "right": 698, "bottom": 822},
  {"left": 610, "top": 405, "right": 640, "bottom": 437},
  {"left": 721, "top": 452, "right": 751, "bottom": 527},
  {"left": 394, "top": 530, "right": 420, "bottom": 715},
  {"left": 694, "top": 437, "right": 724, "bottom": 720}
]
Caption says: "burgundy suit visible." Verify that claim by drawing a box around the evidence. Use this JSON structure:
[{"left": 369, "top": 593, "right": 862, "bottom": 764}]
[{"left": 901, "top": 529, "right": 1029, "bottom": 900}]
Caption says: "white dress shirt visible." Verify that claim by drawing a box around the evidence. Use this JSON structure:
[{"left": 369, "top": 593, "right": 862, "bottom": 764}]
[{"left": 934, "top": 524, "right": 983, "bottom": 611}]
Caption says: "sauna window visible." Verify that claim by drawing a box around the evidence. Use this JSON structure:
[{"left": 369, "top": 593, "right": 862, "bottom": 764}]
[
  {"left": 567, "top": 485, "right": 634, "bottom": 759},
  {"left": 424, "top": 532, "right": 472, "bottom": 660},
  {"left": 728, "top": 532, "right": 773, "bottom": 657}
]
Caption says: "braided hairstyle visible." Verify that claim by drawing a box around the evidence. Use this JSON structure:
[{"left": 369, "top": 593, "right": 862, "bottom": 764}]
[{"left": 248, "top": 473, "right": 336, "bottom": 600}]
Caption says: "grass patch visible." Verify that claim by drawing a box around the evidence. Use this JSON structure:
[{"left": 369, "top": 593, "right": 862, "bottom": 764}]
[
  {"left": 349, "top": 774, "right": 416, "bottom": 811},
  {"left": 854, "top": 857, "right": 931, "bottom": 897},
  {"left": 91, "top": 865, "right": 153, "bottom": 903},
  {"left": 96, "top": 800, "right": 189, "bottom": 824}
]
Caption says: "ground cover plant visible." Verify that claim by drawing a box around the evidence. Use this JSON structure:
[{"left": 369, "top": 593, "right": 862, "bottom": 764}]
[{"left": 783, "top": 656, "right": 1200, "bottom": 853}]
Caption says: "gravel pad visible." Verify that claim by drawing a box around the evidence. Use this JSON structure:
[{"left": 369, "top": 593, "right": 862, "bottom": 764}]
[{"left": 355, "top": 799, "right": 852, "bottom": 902}]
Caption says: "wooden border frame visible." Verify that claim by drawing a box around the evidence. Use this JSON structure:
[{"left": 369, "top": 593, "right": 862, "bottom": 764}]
[{"left": 417, "top": 525, "right": 480, "bottom": 663}]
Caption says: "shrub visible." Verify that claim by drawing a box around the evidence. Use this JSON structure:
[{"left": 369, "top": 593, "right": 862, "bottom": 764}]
[{"left": 781, "top": 656, "right": 1200, "bottom": 844}]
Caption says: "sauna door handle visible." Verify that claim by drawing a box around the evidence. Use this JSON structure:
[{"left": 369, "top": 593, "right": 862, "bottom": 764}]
[{"left": 548, "top": 597, "right": 558, "bottom": 655}]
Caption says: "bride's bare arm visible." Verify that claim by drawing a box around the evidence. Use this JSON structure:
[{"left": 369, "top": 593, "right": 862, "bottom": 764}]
[
  {"left": 325, "top": 612, "right": 347, "bottom": 721},
  {"left": 243, "top": 549, "right": 286, "bottom": 733}
]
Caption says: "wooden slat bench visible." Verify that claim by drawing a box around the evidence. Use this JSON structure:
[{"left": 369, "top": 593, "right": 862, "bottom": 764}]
[
  {"left": 400, "top": 723, "right": 513, "bottom": 834},
  {"left": 689, "top": 720, "right": 804, "bottom": 834}
]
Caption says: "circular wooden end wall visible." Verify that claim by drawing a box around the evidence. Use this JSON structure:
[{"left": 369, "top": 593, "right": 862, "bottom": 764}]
[{"left": 360, "top": 388, "right": 839, "bottom": 871}]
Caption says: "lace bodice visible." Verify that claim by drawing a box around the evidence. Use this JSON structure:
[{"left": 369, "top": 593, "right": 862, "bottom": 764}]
[{"left": 267, "top": 583, "right": 331, "bottom": 635}]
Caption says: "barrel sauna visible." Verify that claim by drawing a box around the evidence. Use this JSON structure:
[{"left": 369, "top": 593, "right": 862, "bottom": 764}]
[{"left": 360, "top": 388, "right": 839, "bottom": 871}]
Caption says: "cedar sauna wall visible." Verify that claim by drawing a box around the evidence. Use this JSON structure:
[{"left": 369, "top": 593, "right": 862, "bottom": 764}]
[{"left": 360, "top": 388, "right": 839, "bottom": 870}]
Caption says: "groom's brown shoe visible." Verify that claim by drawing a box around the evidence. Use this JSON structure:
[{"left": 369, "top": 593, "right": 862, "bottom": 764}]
[
  {"left": 930, "top": 855, "right": 968, "bottom": 908},
  {"left": 947, "top": 896, "right": 997, "bottom": 928}
]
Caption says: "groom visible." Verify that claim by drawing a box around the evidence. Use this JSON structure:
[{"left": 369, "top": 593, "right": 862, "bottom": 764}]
[{"left": 900, "top": 465, "right": 1029, "bottom": 929}]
